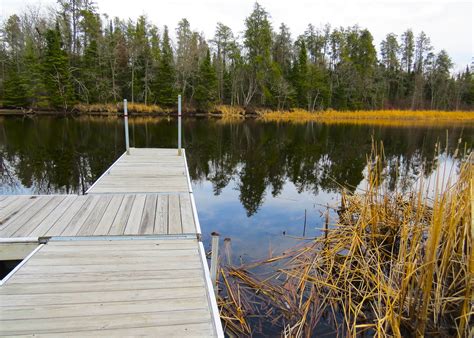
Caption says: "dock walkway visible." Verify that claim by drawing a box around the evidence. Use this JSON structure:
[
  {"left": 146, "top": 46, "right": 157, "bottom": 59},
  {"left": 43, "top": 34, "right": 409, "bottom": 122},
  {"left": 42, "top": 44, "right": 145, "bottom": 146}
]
[{"left": 0, "top": 148, "right": 224, "bottom": 337}]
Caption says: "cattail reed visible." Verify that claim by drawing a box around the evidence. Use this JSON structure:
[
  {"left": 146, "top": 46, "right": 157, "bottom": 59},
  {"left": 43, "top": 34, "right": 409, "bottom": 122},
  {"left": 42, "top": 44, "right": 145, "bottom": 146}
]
[{"left": 217, "top": 143, "right": 472, "bottom": 337}]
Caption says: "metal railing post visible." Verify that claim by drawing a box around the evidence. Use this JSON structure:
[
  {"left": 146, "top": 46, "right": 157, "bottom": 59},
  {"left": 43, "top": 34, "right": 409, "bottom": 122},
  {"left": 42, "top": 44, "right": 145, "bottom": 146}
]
[
  {"left": 124, "top": 99, "right": 130, "bottom": 155},
  {"left": 210, "top": 232, "right": 220, "bottom": 296},
  {"left": 178, "top": 95, "right": 182, "bottom": 156}
]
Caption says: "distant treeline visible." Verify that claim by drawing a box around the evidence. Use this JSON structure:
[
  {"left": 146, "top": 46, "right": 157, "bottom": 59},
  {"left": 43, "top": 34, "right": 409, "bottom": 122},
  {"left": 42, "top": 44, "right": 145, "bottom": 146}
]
[{"left": 0, "top": 1, "right": 473, "bottom": 111}]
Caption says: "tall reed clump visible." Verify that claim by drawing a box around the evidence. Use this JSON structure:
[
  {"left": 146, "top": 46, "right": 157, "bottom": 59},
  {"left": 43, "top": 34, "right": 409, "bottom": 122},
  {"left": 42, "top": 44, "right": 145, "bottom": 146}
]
[{"left": 217, "top": 143, "right": 472, "bottom": 337}]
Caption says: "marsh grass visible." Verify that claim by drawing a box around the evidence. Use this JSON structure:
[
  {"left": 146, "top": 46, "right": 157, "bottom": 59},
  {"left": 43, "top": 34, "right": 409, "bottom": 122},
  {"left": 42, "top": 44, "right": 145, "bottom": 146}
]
[
  {"left": 73, "top": 102, "right": 168, "bottom": 114},
  {"left": 217, "top": 142, "right": 472, "bottom": 337},
  {"left": 213, "top": 105, "right": 246, "bottom": 118},
  {"left": 260, "top": 109, "right": 474, "bottom": 125},
  {"left": 71, "top": 103, "right": 473, "bottom": 126}
]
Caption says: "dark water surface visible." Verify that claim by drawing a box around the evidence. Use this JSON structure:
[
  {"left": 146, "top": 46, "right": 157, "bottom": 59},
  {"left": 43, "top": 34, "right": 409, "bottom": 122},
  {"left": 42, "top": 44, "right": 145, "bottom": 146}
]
[{"left": 0, "top": 116, "right": 471, "bottom": 261}]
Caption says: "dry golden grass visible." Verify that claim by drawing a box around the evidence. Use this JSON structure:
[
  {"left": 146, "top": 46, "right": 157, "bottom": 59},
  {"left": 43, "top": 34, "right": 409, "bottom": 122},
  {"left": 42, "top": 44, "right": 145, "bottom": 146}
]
[
  {"left": 127, "top": 103, "right": 168, "bottom": 113},
  {"left": 214, "top": 105, "right": 245, "bottom": 116},
  {"left": 73, "top": 102, "right": 169, "bottom": 114},
  {"left": 217, "top": 143, "right": 473, "bottom": 337},
  {"left": 260, "top": 109, "right": 474, "bottom": 126},
  {"left": 71, "top": 104, "right": 474, "bottom": 126},
  {"left": 74, "top": 103, "right": 119, "bottom": 113}
]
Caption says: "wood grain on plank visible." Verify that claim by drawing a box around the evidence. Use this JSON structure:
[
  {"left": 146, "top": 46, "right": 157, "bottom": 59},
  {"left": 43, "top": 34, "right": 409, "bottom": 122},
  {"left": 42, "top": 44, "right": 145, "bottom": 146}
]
[
  {"left": 155, "top": 194, "right": 169, "bottom": 234},
  {"left": 139, "top": 194, "right": 157, "bottom": 234},
  {"left": 107, "top": 194, "right": 135, "bottom": 235},
  {"left": 28, "top": 195, "right": 77, "bottom": 237},
  {"left": 168, "top": 194, "right": 182, "bottom": 234},
  {"left": 92, "top": 194, "right": 124, "bottom": 235},
  {"left": 45, "top": 196, "right": 89, "bottom": 236},
  {"left": 123, "top": 194, "right": 146, "bottom": 234},
  {"left": 60, "top": 195, "right": 101, "bottom": 236},
  {"left": 77, "top": 195, "right": 113, "bottom": 235}
]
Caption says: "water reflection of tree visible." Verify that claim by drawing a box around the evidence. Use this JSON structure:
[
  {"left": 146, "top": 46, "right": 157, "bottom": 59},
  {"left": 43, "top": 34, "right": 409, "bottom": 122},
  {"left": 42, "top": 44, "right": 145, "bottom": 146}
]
[
  {"left": 0, "top": 117, "right": 123, "bottom": 194},
  {"left": 0, "top": 117, "right": 470, "bottom": 216},
  {"left": 0, "top": 154, "right": 19, "bottom": 191},
  {"left": 184, "top": 122, "right": 470, "bottom": 216}
]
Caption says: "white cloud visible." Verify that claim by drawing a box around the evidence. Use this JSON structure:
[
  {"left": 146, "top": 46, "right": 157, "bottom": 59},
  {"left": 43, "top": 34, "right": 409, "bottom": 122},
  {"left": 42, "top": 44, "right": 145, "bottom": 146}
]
[{"left": 1, "top": 0, "right": 472, "bottom": 70}]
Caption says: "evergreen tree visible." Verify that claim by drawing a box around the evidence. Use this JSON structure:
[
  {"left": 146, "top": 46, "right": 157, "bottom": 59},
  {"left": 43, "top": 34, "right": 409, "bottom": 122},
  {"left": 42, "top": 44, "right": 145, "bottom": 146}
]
[
  {"left": 194, "top": 49, "right": 217, "bottom": 110},
  {"left": 3, "top": 65, "right": 27, "bottom": 106},
  {"left": 3, "top": 14, "right": 27, "bottom": 107},
  {"left": 79, "top": 9, "right": 101, "bottom": 103},
  {"left": 293, "top": 38, "right": 309, "bottom": 107},
  {"left": 175, "top": 18, "right": 193, "bottom": 100},
  {"left": 23, "top": 37, "right": 46, "bottom": 107},
  {"left": 272, "top": 23, "right": 293, "bottom": 77},
  {"left": 381, "top": 33, "right": 402, "bottom": 104},
  {"left": 211, "top": 23, "right": 234, "bottom": 103},
  {"left": 243, "top": 2, "right": 273, "bottom": 105},
  {"left": 154, "top": 26, "right": 176, "bottom": 106},
  {"left": 42, "top": 24, "right": 74, "bottom": 110},
  {"left": 401, "top": 29, "right": 415, "bottom": 73},
  {"left": 460, "top": 67, "right": 474, "bottom": 107}
]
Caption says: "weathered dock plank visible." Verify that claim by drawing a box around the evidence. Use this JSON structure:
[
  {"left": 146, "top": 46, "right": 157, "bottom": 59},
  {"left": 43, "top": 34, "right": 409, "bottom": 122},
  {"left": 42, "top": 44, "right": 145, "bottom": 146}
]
[
  {"left": 92, "top": 194, "right": 124, "bottom": 235},
  {"left": 86, "top": 147, "right": 189, "bottom": 194},
  {"left": 28, "top": 195, "right": 78, "bottom": 237},
  {"left": 0, "top": 239, "right": 218, "bottom": 336},
  {"left": 0, "top": 193, "right": 197, "bottom": 238},
  {"left": 0, "top": 148, "right": 223, "bottom": 337}
]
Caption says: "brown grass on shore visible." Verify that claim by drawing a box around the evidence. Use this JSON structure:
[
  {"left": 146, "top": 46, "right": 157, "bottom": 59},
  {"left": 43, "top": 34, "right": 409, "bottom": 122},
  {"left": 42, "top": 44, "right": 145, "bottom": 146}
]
[
  {"left": 259, "top": 108, "right": 474, "bottom": 125},
  {"left": 217, "top": 143, "right": 472, "bottom": 337},
  {"left": 74, "top": 103, "right": 119, "bottom": 113},
  {"left": 213, "top": 105, "right": 245, "bottom": 117},
  {"left": 73, "top": 102, "right": 168, "bottom": 114},
  {"left": 71, "top": 103, "right": 473, "bottom": 125}
]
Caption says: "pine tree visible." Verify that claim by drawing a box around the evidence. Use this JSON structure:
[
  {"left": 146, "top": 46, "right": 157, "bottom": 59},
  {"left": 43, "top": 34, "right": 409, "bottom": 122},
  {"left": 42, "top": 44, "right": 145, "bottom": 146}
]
[
  {"left": 460, "top": 67, "right": 473, "bottom": 107},
  {"left": 23, "top": 37, "right": 46, "bottom": 107},
  {"left": 3, "top": 66, "right": 27, "bottom": 107},
  {"left": 194, "top": 49, "right": 217, "bottom": 110},
  {"left": 79, "top": 9, "right": 101, "bottom": 103},
  {"left": 3, "top": 14, "right": 27, "bottom": 107},
  {"left": 43, "top": 24, "right": 74, "bottom": 110},
  {"left": 293, "top": 38, "right": 309, "bottom": 107},
  {"left": 243, "top": 2, "right": 273, "bottom": 105},
  {"left": 154, "top": 26, "right": 176, "bottom": 106},
  {"left": 212, "top": 23, "right": 234, "bottom": 103}
]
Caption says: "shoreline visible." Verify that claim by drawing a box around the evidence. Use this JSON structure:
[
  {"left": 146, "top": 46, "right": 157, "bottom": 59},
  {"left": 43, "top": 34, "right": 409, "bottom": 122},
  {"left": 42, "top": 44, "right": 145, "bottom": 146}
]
[{"left": 1, "top": 107, "right": 473, "bottom": 127}]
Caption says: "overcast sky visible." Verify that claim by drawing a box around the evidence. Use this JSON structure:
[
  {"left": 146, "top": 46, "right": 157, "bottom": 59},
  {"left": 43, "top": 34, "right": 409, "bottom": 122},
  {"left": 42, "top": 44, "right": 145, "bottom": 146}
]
[{"left": 1, "top": 0, "right": 472, "bottom": 71}]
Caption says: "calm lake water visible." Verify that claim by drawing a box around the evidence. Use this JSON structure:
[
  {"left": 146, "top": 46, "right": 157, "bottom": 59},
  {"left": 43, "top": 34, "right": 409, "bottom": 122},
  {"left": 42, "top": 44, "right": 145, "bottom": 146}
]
[{"left": 0, "top": 116, "right": 471, "bottom": 261}]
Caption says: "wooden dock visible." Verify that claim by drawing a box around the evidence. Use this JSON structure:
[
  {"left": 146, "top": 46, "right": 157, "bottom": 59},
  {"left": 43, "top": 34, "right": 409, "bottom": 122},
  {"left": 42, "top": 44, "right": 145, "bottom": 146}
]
[{"left": 0, "top": 148, "right": 224, "bottom": 337}]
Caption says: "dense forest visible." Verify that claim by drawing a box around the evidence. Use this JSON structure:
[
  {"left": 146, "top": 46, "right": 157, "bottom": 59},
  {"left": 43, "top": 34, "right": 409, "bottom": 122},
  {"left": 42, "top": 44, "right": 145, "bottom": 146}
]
[{"left": 0, "top": 1, "right": 472, "bottom": 111}]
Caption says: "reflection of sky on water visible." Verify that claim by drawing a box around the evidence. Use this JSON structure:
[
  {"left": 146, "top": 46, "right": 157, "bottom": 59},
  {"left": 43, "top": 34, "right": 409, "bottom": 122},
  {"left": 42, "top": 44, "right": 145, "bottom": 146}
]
[
  {"left": 355, "top": 155, "right": 460, "bottom": 199},
  {"left": 196, "top": 173, "right": 339, "bottom": 263}
]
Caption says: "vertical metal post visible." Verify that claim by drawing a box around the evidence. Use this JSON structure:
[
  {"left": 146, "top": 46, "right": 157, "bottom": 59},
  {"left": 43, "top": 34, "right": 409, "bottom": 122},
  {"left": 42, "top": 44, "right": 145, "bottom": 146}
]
[
  {"left": 210, "top": 232, "right": 220, "bottom": 296},
  {"left": 124, "top": 99, "right": 130, "bottom": 155},
  {"left": 178, "top": 95, "right": 182, "bottom": 156}
]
